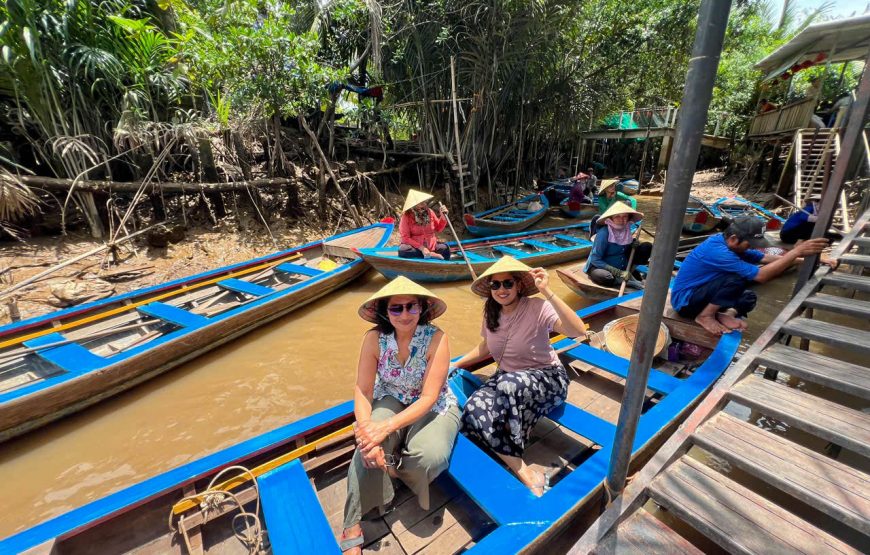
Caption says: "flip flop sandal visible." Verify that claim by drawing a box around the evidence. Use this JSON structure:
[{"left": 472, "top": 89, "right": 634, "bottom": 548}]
[{"left": 339, "top": 534, "right": 365, "bottom": 552}]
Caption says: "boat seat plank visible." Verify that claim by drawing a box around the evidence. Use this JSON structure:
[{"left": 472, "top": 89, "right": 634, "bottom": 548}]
[
  {"left": 546, "top": 402, "right": 616, "bottom": 446},
  {"left": 729, "top": 375, "right": 870, "bottom": 458},
  {"left": 649, "top": 456, "right": 861, "bottom": 555},
  {"left": 694, "top": 412, "right": 870, "bottom": 535},
  {"left": 521, "top": 239, "right": 561, "bottom": 251},
  {"left": 821, "top": 273, "right": 870, "bottom": 293},
  {"left": 561, "top": 344, "right": 681, "bottom": 395},
  {"left": 217, "top": 278, "right": 275, "bottom": 297},
  {"left": 489, "top": 216, "right": 523, "bottom": 222},
  {"left": 781, "top": 317, "right": 870, "bottom": 356},
  {"left": 595, "top": 509, "right": 702, "bottom": 555},
  {"left": 447, "top": 435, "right": 535, "bottom": 524},
  {"left": 803, "top": 292, "right": 870, "bottom": 319},
  {"left": 138, "top": 302, "right": 209, "bottom": 328},
  {"left": 853, "top": 236, "right": 870, "bottom": 248},
  {"left": 756, "top": 343, "right": 870, "bottom": 400},
  {"left": 259, "top": 459, "right": 340, "bottom": 554},
  {"left": 492, "top": 245, "right": 529, "bottom": 257},
  {"left": 23, "top": 333, "right": 105, "bottom": 373},
  {"left": 840, "top": 253, "right": 870, "bottom": 267},
  {"left": 555, "top": 234, "right": 590, "bottom": 244},
  {"left": 275, "top": 262, "right": 323, "bottom": 277},
  {"left": 462, "top": 251, "right": 490, "bottom": 262}
]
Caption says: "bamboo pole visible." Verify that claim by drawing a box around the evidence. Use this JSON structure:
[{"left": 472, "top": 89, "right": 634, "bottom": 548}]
[{"left": 450, "top": 56, "right": 466, "bottom": 209}]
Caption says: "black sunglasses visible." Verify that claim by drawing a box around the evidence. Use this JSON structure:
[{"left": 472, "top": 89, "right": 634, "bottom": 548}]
[
  {"left": 387, "top": 302, "right": 422, "bottom": 316},
  {"left": 489, "top": 278, "right": 515, "bottom": 291}
]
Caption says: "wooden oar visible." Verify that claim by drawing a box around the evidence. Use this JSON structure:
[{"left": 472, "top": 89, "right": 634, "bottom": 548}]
[
  {"left": 618, "top": 226, "right": 644, "bottom": 297},
  {"left": 440, "top": 203, "right": 478, "bottom": 280}
]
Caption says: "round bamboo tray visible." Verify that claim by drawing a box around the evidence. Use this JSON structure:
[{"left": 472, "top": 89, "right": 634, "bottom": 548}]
[{"left": 602, "top": 314, "right": 670, "bottom": 360}]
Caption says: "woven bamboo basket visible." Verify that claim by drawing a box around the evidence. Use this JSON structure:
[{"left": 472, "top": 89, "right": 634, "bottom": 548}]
[{"left": 602, "top": 314, "right": 670, "bottom": 360}]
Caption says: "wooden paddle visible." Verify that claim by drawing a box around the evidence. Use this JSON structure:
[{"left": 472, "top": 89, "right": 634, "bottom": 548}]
[
  {"left": 440, "top": 202, "right": 478, "bottom": 280},
  {"left": 618, "top": 226, "right": 644, "bottom": 297}
]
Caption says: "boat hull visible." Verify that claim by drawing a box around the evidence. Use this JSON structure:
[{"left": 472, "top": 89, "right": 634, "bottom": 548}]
[
  {"left": 0, "top": 224, "right": 391, "bottom": 443},
  {"left": 559, "top": 199, "right": 597, "bottom": 219}
]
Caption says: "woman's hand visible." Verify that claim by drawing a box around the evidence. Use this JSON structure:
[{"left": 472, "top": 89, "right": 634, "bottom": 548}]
[
  {"left": 356, "top": 418, "right": 394, "bottom": 452},
  {"left": 530, "top": 267, "right": 550, "bottom": 293},
  {"left": 361, "top": 445, "right": 387, "bottom": 471}
]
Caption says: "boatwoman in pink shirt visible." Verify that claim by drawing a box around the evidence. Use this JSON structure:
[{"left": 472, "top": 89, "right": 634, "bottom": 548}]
[
  {"left": 452, "top": 256, "right": 587, "bottom": 495},
  {"left": 398, "top": 189, "right": 451, "bottom": 260}
]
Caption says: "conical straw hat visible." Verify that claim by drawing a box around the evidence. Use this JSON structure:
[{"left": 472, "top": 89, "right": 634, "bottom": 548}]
[
  {"left": 402, "top": 189, "right": 434, "bottom": 213},
  {"left": 470, "top": 256, "right": 538, "bottom": 297},
  {"left": 603, "top": 314, "right": 670, "bottom": 359},
  {"left": 597, "top": 179, "right": 619, "bottom": 195},
  {"left": 358, "top": 275, "right": 447, "bottom": 323},
  {"left": 599, "top": 201, "right": 643, "bottom": 223}
]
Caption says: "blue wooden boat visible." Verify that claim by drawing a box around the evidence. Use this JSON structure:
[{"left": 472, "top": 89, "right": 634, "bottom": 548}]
[
  {"left": 0, "top": 290, "right": 740, "bottom": 554},
  {"left": 539, "top": 179, "right": 574, "bottom": 205},
  {"left": 712, "top": 196, "right": 786, "bottom": 231},
  {"left": 0, "top": 223, "right": 392, "bottom": 443},
  {"left": 559, "top": 197, "right": 597, "bottom": 219},
  {"left": 464, "top": 193, "right": 549, "bottom": 236},
  {"left": 357, "top": 222, "right": 592, "bottom": 282},
  {"left": 683, "top": 196, "right": 722, "bottom": 234}
]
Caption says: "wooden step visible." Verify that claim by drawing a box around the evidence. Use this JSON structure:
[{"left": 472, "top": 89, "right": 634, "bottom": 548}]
[
  {"left": 803, "top": 292, "right": 870, "bottom": 319},
  {"left": 694, "top": 412, "right": 870, "bottom": 535},
  {"left": 648, "top": 456, "right": 861, "bottom": 555},
  {"left": 756, "top": 343, "right": 870, "bottom": 400},
  {"left": 780, "top": 317, "right": 870, "bottom": 357},
  {"left": 853, "top": 236, "right": 870, "bottom": 249},
  {"left": 822, "top": 273, "right": 870, "bottom": 293},
  {"left": 596, "top": 509, "right": 702, "bottom": 554},
  {"left": 841, "top": 253, "right": 870, "bottom": 267},
  {"left": 729, "top": 375, "right": 870, "bottom": 458}
]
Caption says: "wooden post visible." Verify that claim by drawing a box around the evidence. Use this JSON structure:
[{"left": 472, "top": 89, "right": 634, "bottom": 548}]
[{"left": 450, "top": 56, "right": 466, "bottom": 210}]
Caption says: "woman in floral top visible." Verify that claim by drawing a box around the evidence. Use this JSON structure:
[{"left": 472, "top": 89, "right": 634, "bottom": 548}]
[{"left": 339, "top": 276, "right": 459, "bottom": 554}]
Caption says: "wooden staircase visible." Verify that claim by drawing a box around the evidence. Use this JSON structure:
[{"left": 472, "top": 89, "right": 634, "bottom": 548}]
[
  {"left": 794, "top": 129, "right": 851, "bottom": 230},
  {"left": 573, "top": 208, "right": 870, "bottom": 555}
]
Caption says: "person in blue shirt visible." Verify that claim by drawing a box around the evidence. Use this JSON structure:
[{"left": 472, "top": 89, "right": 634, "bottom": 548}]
[
  {"left": 780, "top": 194, "right": 820, "bottom": 244},
  {"left": 584, "top": 202, "right": 651, "bottom": 288},
  {"left": 671, "top": 216, "right": 833, "bottom": 335}
]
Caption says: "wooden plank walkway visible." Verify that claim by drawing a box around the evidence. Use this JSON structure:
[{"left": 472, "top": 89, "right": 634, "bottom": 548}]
[{"left": 569, "top": 208, "right": 870, "bottom": 555}]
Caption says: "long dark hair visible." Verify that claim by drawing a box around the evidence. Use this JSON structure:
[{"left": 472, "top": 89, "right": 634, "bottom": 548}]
[
  {"left": 483, "top": 272, "right": 523, "bottom": 332},
  {"left": 374, "top": 296, "right": 431, "bottom": 334}
]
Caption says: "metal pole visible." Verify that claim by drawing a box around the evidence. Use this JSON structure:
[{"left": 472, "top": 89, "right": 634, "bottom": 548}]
[
  {"left": 793, "top": 49, "right": 870, "bottom": 295},
  {"left": 604, "top": 0, "right": 732, "bottom": 496}
]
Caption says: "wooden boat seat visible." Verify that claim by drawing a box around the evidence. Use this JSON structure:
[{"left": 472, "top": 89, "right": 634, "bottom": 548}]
[
  {"left": 491, "top": 215, "right": 523, "bottom": 222},
  {"left": 275, "top": 262, "right": 324, "bottom": 277},
  {"left": 463, "top": 251, "right": 489, "bottom": 262},
  {"left": 138, "top": 302, "right": 209, "bottom": 328},
  {"left": 560, "top": 343, "right": 681, "bottom": 395},
  {"left": 23, "top": 332, "right": 105, "bottom": 373},
  {"left": 521, "top": 239, "right": 560, "bottom": 251},
  {"left": 217, "top": 278, "right": 275, "bottom": 297},
  {"left": 555, "top": 234, "right": 590, "bottom": 244},
  {"left": 493, "top": 245, "right": 528, "bottom": 257},
  {"left": 259, "top": 459, "right": 340, "bottom": 554}
]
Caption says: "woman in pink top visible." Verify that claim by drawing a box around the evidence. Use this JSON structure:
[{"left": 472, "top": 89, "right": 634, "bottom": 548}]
[
  {"left": 398, "top": 189, "right": 451, "bottom": 260},
  {"left": 452, "top": 256, "right": 587, "bottom": 495}
]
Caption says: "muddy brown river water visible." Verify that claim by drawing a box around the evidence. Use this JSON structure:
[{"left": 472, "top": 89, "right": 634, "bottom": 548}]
[{"left": 0, "top": 204, "right": 864, "bottom": 540}]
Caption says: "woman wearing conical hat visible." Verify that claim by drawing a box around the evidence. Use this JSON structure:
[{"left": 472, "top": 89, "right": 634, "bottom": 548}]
[
  {"left": 584, "top": 201, "right": 651, "bottom": 289},
  {"left": 596, "top": 178, "right": 637, "bottom": 214},
  {"left": 398, "top": 189, "right": 451, "bottom": 260},
  {"left": 451, "top": 257, "right": 587, "bottom": 496},
  {"left": 339, "top": 276, "right": 460, "bottom": 553}
]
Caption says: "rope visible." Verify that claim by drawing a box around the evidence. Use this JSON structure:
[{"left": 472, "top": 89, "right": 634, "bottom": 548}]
[{"left": 169, "top": 465, "right": 264, "bottom": 555}]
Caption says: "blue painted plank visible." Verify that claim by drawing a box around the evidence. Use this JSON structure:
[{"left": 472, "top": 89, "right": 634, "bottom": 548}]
[
  {"left": 23, "top": 333, "right": 104, "bottom": 374},
  {"left": 489, "top": 216, "right": 523, "bottom": 222},
  {"left": 546, "top": 403, "right": 615, "bottom": 447},
  {"left": 492, "top": 245, "right": 529, "bottom": 257},
  {"left": 259, "top": 460, "right": 340, "bottom": 554},
  {"left": 521, "top": 239, "right": 560, "bottom": 251},
  {"left": 447, "top": 435, "right": 536, "bottom": 524},
  {"left": 561, "top": 344, "right": 681, "bottom": 395},
  {"left": 275, "top": 262, "right": 323, "bottom": 277},
  {"left": 466, "top": 521, "right": 548, "bottom": 553},
  {"left": 217, "top": 278, "right": 275, "bottom": 297},
  {"left": 554, "top": 234, "right": 589, "bottom": 244},
  {"left": 138, "top": 303, "right": 209, "bottom": 328},
  {"left": 462, "top": 251, "right": 490, "bottom": 262}
]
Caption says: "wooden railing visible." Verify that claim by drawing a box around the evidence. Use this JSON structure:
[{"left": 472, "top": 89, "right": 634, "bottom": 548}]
[{"left": 748, "top": 97, "right": 816, "bottom": 136}]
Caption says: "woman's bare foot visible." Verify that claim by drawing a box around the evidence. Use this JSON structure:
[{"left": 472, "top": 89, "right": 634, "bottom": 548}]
[
  {"left": 339, "top": 524, "right": 364, "bottom": 554},
  {"left": 516, "top": 466, "right": 546, "bottom": 497},
  {"left": 695, "top": 314, "right": 729, "bottom": 335},
  {"left": 716, "top": 311, "right": 747, "bottom": 331}
]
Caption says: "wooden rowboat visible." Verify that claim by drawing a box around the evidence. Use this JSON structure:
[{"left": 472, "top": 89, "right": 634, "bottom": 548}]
[
  {"left": 463, "top": 193, "right": 549, "bottom": 236},
  {"left": 559, "top": 198, "right": 597, "bottom": 219},
  {"left": 712, "top": 196, "right": 786, "bottom": 231},
  {"left": 556, "top": 263, "right": 649, "bottom": 298},
  {"left": 0, "top": 290, "right": 740, "bottom": 554},
  {"left": 0, "top": 223, "right": 392, "bottom": 443},
  {"left": 357, "top": 222, "right": 592, "bottom": 282},
  {"left": 683, "top": 196, "right": 722, "bottom": 234}
]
